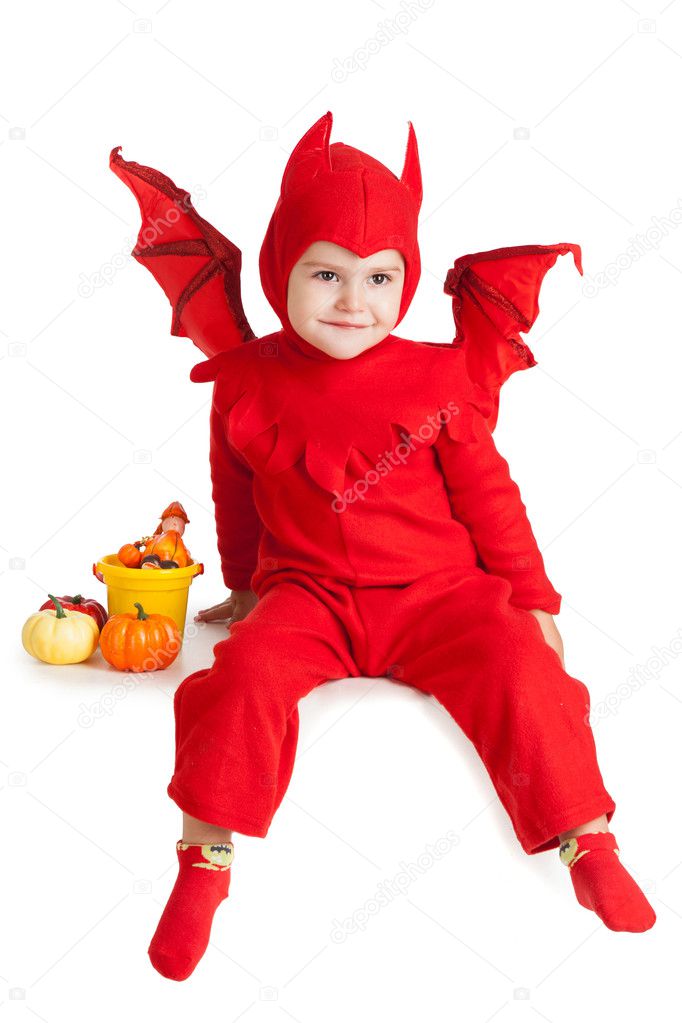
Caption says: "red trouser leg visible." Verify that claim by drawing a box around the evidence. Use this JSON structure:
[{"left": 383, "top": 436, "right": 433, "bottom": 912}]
[
  {"left": 353, "top": 567, "right": 617, "bottom": 855},
  {"left": 167, "top": 577, "right": 360, "bottom": 837}
]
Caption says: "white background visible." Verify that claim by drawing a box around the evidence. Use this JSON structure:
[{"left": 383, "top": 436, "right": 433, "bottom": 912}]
[{"left": 3, "top": 0, "right": 681, "bottom": 1016}]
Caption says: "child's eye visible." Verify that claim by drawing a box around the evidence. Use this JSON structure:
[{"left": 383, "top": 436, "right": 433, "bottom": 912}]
[{"left": 313, "top": 270, "right": 392, "bottom": 285}]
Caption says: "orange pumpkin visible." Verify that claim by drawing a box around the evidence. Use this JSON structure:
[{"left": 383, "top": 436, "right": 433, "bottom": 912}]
[
  {"left": 99, "top": 602, "right": 181, "bottom": 672},
  {"left": 118, "top": 543, "right": 142, "bottom": 568}
]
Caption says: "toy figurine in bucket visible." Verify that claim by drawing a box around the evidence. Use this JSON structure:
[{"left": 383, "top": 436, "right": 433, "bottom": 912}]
[
  {"left": 117, "top": 501, "right": 194, "bottom": 570},
  {"left": 111, "top": 110, "right": 655, "bottom": 981},
  {"left": 95, "top": 499, "right": 203, "bottom": 634}
]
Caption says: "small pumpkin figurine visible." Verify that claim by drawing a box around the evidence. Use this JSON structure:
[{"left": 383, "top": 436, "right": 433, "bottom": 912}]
[
  {"left": 140, "top": 501, "right": 194, "bottom": 570},
  {"left": 99, "top": 601, "right": 181, "bottom": 672},
  {"left": 23, "top": 594, "right": 100, "bottom": 665},
  {"left": 117, "top": 540, "right": 150, "bottom": 569}
]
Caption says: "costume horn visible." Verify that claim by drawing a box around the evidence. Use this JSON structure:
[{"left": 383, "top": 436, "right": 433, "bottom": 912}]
[
  {"left": 400, "top": 121, "right": 422, "bottom": 211},
  {"left": 281, "top": 111, "right": 333, "bottom": 197}
]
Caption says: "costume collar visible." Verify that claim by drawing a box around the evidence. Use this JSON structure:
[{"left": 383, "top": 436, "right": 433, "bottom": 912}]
[{"left": 278, "top": 323, "right": 399, "bottom": 362}]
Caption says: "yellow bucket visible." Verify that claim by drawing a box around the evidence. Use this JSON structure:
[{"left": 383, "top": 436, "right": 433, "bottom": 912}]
[{"left": 93, "top": 554, "right": 204, "bottom": 637}]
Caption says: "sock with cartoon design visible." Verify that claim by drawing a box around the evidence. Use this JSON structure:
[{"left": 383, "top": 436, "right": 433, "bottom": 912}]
[
  {"left": 559, "top": 831, "right": 655, "bottom": 932},
  {"left": 148, "top": 840, "right": 234, "bottom": 981}
]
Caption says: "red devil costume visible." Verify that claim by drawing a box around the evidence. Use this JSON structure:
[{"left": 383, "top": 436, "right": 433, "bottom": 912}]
[{"left": 110, "top": 112, "right": 617, "bottom": 859}]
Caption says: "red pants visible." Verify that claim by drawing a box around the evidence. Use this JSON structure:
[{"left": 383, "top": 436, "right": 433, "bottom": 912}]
[{"left": 167, "top": 566, "right": 615, "bottom": 854}]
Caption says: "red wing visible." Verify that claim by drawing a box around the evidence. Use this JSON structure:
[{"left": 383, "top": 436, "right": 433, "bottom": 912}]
[
  {"left": 110, "top": 147, "right": 255, "bottom": 359},
  {"left": 443, "top": 243, "right": 583, "bottom": 430}
]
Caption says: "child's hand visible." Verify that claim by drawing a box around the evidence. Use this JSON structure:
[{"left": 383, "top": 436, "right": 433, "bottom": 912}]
[
  {"left": 527, "top": 608, "right": 565, "bottom": 668},
  {"left": 194, "top": 589, "right": 258, "bottom": 628}
]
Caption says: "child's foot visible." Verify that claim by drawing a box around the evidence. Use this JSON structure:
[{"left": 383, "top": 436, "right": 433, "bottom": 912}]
[
  {"left": 148, "top": 840, "right": 234, "bottom": 980},
  {"left": 559, "top": 831, "right": 655, "bottom": 932}
]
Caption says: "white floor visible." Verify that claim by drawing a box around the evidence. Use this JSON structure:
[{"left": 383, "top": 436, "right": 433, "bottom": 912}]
[
  {"left": 6, "top": 591, "right": 677, "bottom": 1018},
  {"left": 4, "top": 0, "right": 682, "bottom": 1016}
]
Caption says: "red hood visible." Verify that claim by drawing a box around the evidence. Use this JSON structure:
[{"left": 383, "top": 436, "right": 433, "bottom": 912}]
[{"left": 258, "top": 110, "right": 423, "bottom": 356}]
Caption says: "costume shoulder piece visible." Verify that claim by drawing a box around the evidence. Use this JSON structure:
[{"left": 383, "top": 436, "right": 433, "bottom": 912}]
[
  {"left": 186, "top": 337, "right": 259, "bottom": 386},
  {"left": 110, "top": 147, "right": 255, "bottom": 360},
  {"left": 418, "top": 341, "right": 497, "bottom": 441},
  {"left": 443, "top": 243, "right": 583, "bottom": 430}
]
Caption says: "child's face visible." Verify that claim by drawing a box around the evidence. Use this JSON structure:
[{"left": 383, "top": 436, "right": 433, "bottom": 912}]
[{"left": 286, "top": 241, "right": 405, "bottom": 359}]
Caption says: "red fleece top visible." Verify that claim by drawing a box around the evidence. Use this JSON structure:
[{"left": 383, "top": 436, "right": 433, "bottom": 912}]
[
  {"left": 197, "top": 326, "right": 561, "bottom": 615},
  {"left": 109, "top": 114, "right": 575, "bottom": 620}
]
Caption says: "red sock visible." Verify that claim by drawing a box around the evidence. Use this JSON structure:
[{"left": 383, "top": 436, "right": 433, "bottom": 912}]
[
  {"left": 148, "top": 840, "right": 234, "bottom": 980},
  {"left": 559, "top": 831, "right": 655, "bottom": 932}
]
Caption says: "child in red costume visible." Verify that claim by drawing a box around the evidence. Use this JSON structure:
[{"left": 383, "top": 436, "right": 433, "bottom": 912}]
[{"left": 110, "top": 111, "right": 655, "bottom": 981}]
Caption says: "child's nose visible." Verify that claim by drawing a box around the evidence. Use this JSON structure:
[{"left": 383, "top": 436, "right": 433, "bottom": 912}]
[{"left": 336, "top": 276, "right": 366, "bottom": 311}]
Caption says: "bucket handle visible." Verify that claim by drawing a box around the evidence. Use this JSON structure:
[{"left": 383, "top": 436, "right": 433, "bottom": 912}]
[{"left": 195, "top": 563, "right": 204, "bottom": 576}]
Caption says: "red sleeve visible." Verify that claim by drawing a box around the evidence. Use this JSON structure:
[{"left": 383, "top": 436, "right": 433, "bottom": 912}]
[
  {"left": 209, "top": 402, "right": 262, "bottom": 591},
  {"left": 433, "top": 409, "right": 562, "bottom": 614}
]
